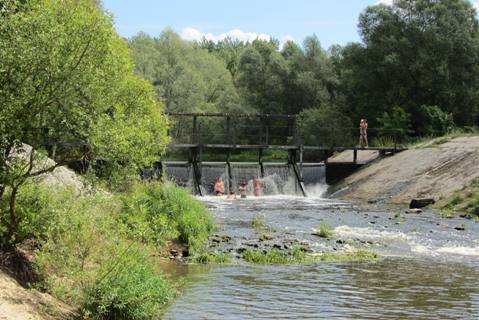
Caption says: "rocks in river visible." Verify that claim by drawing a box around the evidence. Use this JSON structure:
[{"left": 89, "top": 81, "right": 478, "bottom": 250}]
[
  {"left": 409, "top": 198, "right": 435, "bottom": 209},
  {"left": 209, "top": 235, "right": 232, "bottom": 243},
  {"left": 406, "top": 208, "right": 423, "bottom": 214},
  {"left": 454, "top": 224, "right": 466, "bottom": 231},
  {"left": 259, "top": 234, "right": 274, "bottom": 242}
]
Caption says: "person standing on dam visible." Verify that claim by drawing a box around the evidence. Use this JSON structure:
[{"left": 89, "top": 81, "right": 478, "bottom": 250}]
[{"left": 359, "top": 119, "right": 368, "bottom": 148}]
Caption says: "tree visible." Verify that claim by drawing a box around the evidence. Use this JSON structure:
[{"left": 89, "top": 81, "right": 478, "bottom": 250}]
[
  {"left": 236, "top": 39, "right": 289, "bottom": 113},
  {"left": 0, "top": 0, "right": 169, "bottom": 246},
  {"left": 338, "top": 0, "right": 479, "bottom": 131}
]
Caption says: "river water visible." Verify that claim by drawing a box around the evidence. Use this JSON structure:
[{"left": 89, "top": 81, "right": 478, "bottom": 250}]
[{"left": 163, "top": 194, "right": 479, "bottom": 319}]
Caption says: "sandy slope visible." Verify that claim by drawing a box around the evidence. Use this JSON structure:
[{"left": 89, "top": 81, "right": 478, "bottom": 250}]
[
  {"left": 332, "top": 136, "right": 479, "bottom": 204},
  {"left": 0, "top": 271, "right": 73, "bottom": 320}
]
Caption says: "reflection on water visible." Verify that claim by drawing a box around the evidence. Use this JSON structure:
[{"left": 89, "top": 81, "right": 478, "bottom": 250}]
[
  {"left": 163, "top": 196, "right": 479, "bottom": 319},
  {"left": 164, "top": 259, "right": 479, "bottom": 319}
]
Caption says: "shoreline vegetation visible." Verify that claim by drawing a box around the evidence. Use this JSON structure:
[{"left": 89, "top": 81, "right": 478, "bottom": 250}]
[{"left": 2, "top": 0, "right": 479, "bottom": 318}]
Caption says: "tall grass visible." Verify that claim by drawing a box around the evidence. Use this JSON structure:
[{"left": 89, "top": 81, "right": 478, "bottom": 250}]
[{"left": 7, "top": 181, "right": 214, "bottom": 319}]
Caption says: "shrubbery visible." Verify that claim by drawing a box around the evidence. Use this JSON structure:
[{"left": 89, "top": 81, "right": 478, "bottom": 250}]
[
  {"left": 1, "top": 180, "right": 213, "bottom": 319},
  {"left": 120, "top": 182, "right": 214, "bottom": 256}
]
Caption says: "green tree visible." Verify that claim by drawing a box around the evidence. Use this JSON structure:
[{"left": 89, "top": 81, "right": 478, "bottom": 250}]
[
  {"left": 0, "top": 0, "right": 169, "bottom": 246},
  {"left": 338, "top": 0, "right": 479, "bottom": 130},
  {"left": 237, "top": 39, "right": 289, "bottom": 113}
]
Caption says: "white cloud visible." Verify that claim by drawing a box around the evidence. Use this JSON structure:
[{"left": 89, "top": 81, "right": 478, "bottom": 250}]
[
  {"left": 376, "top": 0, "right": 393, "bottom": 5},
  {"left": 181, "top": 27, "right": 271, "bottom": 43}
]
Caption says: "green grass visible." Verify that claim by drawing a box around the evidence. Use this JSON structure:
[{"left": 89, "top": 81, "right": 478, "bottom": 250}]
[
  {"left": 438, "top": 178, "right": 479, "bottom": 220},
  {"left": 252, "top": 214, "right": 276, "bottom": 233},
  {"left": 5, "top": 181, "right": 215, "bottom": 319},
  {"left": 314, "top": 222, "right": 335, "bottom": 239},
  {"left": 242, "top": 248, "right": 378, "bottom": 265},
  {"left": 242, "top": 247, "right": 310, "bottom": 264}
]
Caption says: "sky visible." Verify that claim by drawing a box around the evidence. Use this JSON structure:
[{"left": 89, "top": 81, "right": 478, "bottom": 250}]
[{"left": 102, "top": 0, "right": 479, "bottom": 49}]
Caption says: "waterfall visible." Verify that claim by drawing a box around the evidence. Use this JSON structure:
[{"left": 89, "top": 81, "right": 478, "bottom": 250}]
[{"left": 163, "top": 161, "right": 327, "bottom": 197}]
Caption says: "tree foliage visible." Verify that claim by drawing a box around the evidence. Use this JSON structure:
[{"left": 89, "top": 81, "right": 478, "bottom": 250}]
[
  {"left": 0, "top": 0, "right": 169, "bottom": 246},
  {"left": 338, "top": 0, "right": 479, "bottom": 131}
]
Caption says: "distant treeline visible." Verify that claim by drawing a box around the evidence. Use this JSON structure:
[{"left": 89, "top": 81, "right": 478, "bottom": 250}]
[{"left": 129, "top": 0, "right": 479, "bottom": 143}]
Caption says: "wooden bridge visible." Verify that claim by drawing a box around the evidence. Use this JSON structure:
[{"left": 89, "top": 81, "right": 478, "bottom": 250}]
[{"left": 165, "top": 112, "right": 406, "bottom": 196}]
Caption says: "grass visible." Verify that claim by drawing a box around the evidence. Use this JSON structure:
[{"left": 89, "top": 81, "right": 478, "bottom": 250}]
[
  {"left": 438, "top": 178, "right": 479, "bottom": 220},
  {"left": 252, "top": 214, "right": 276, "bottom": 233},
  {"left": 242, "top": 248, "right": 378, "bottom": 265},
  {"left": 4, "top": 181, "right": 215, "bottom": 319},
  {"left": 314, "top": 221, "right": 335, "bottom": 239}
]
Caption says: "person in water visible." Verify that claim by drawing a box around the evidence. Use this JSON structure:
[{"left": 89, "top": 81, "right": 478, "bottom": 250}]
[
  {"left": 359, "top": 118, "right": 368, "bottom": 148},
  {"left": 214, "top": 177, "right": 225, "bottom": 196},
  {"left": 238, "top": 182, "right": 247, "bottom": 199},
  {"left": 226, "top": 191, "right": 237, "bottom": 200},
  {"left": 253, "top": 178, "right": 264, "bottom": 197}
]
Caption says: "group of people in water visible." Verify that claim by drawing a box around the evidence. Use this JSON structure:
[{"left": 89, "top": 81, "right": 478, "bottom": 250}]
[{"left": 214, "top": 177, "right": 264, "bottom": 199}]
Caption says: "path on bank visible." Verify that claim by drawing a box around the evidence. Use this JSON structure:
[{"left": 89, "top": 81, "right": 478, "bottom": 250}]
[{"left": 333, "top": 136, "right": 479, "bottom": 204}]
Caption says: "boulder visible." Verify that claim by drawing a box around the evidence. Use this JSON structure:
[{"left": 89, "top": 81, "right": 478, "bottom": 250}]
[{"left": 409, "top": 198, "right": 435, "bottom": 209}]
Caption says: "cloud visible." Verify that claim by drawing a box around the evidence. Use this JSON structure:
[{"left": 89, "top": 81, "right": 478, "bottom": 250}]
[
  {"left": 376, "top": 0, "right": 393, "bottom": 5},
  {"left": 181, "top": 27, "right": 271, "bottom": 43}
]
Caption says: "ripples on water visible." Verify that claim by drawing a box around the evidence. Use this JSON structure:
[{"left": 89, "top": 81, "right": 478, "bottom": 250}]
[{"left": 164, "top": 195, "right": 479, "bottom": 319}]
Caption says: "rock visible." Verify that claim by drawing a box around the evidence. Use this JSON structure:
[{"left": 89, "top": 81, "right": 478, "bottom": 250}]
[
  {"left": 209, "top": 236, "right": 223, "bottom": 243},
  {"left": 336, "top": 239, "right": 344, "bottom": 244},
  {"left": 454, "top": 225, "right": 466, "bottom": 231},
  {"left": 272, "top": 243, "right": 282, "bottom": 250},
  {"left": 409, "top": 198, "right": 435, "bottom": 209},
  {"left": 406, "top": 208, "right": 423, "bottom": 214},
  {"left": 259, "top": 234, "right": 273, "bottom": 242}
]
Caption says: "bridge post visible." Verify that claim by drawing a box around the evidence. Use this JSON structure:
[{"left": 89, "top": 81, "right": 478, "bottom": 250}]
[
  {"left": 299, "top": 145, "right": 304, "bottom": 181},
  {"left": 226, "top": 116, "right": 231, "bottom": 145},
  {"left": 353, "top": 148, "right": 358, "bottom": 164},
  {"left": 192, "top": 115, "right": 198, "bottom": 144},
  {"left": 258, "top": 148, "right": 264, "bottom": 178}
]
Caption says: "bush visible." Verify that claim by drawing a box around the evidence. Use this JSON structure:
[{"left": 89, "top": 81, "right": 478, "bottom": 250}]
[
  {"left": 120, "top": 182, "right": 214, "bottom": 256},
  {"left": 377, "top": 106, "right": 412, "bottom": 142},
  {"left": 26, "top": 184, "right": 185, "bottom": 319},
  {"left": 414, "top": 105, "right": 455, "bottom": 137},
  {"left": 81, "top": 248, "right": 173, "bottom": 320},
  {"left": 0, "top": 183, "right": 68, "bottom": 247}
]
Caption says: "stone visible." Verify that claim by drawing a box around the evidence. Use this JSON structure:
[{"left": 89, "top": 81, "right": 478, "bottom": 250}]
[
  {"left": 259, "top": 234, "right": 274, "bottom": 241},
  {"left": 454, "top": 225, "right": 465, "bottom": 231},
  {"left": 406, "top": 208, "right": 423, "bottom": 214},
  {"left": 409, "top": 198, "right": 435, "bottom": 209}
]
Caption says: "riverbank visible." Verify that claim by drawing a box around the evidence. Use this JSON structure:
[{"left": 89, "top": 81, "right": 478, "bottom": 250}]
[{"left": 332, "top": 136, "right": 479, "bottom": 209}]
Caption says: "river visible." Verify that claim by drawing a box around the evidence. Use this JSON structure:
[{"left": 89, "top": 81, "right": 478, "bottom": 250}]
[{"left": 163, "top": 194, "right": 479, "bottom": 319}]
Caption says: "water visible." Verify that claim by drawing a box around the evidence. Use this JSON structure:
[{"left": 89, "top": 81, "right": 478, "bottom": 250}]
[
  {"left": 163, "top": 162, "right": 325, "bottom": 196},
  {"left": 163, "top": 195, "right": 479, "bottom": 319}
]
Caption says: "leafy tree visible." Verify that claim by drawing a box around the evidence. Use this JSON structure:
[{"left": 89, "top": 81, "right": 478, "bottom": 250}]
[
  {"left": 0, "top": 0, "right": 169, "bottom": 246},
  {"left": 298, "top": 105, "right": 354, "bottom": 147},
  {"left": 236, "top": 39, "right": 289, "bottom": 113},
  {"left": 338, "top": 0, "right": 479, "bottom": 130}
]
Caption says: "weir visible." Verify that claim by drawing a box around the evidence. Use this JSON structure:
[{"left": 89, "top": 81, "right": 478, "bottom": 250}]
[
  {"left": 163, "top": 161, "right": 325, "bottom": 197},
  {"left": 161, "top": 112, "right": 406, "bottom": 196}
]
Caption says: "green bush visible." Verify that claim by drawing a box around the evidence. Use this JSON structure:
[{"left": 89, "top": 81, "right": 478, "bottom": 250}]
[
  {"left": 120, "top": 182, "right": 214, "bottom": 256},
  {"left": 414, "top": 105, "right": 454, "bottom": 137},
  {"left": 81, "top": 248, "right": 172, "bottom": 320},
  {"left": 377, "top": 106, "right": 413, "bottom": 142},
  {"left": 0, "top": 183, "right": 67, "bottom": 247},
  {"left": 27, "top": 184, "right": 181, "bottom": 319}
]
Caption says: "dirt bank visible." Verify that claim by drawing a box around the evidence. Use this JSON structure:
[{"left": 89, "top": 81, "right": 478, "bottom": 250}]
[
  {"left": 332, "top": 136, "right": 479, "bottom": 204},
  {"left": 0, "top": 270, "right": 73, "bottom": 320}
]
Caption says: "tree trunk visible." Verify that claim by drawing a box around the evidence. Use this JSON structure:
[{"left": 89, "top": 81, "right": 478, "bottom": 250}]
[{"left": 7, "top": 186, "right": 19, "bottom": 245}]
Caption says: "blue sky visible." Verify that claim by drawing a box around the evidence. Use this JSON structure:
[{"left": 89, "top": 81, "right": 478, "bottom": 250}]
[{"left": 102, "top": 0, "right": 479, "bottom": 49}]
